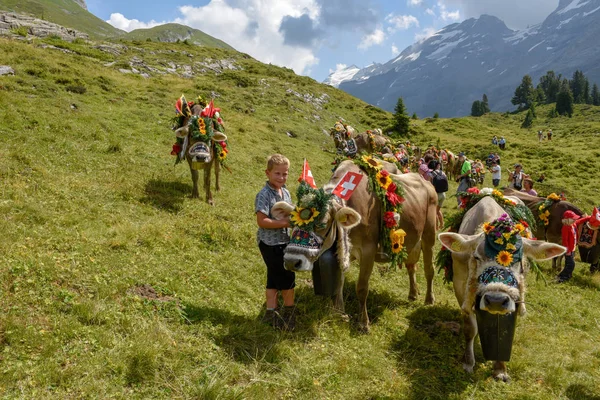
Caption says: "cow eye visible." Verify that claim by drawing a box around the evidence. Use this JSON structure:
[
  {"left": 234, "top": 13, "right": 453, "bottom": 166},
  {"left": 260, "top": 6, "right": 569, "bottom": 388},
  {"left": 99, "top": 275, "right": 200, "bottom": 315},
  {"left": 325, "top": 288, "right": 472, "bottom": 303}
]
[{"left": 473, "top": 255, "right": 481, "bottom": 261}]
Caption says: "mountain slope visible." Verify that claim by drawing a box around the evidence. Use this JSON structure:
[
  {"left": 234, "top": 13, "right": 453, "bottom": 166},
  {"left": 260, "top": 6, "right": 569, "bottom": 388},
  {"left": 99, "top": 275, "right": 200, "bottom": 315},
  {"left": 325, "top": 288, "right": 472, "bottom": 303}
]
[
  {"left": 124, "top": 23, "right": 235, "bottom": 50},
  {"left": 0, "top": 0, "right": 124, "bottom": 37},
  {"left": 329, "top": 0, "right": 600, "bottom": 117}
]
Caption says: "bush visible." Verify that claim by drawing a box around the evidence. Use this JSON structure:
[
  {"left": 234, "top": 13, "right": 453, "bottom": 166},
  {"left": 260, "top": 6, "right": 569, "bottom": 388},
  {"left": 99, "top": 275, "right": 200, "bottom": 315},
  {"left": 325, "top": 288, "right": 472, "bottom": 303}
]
[
  {"left": 10, "top": 27, "right": 28, "bottom": 37},
  {"left": 66, "top": 85, "right": 86, "bottom": 94}
]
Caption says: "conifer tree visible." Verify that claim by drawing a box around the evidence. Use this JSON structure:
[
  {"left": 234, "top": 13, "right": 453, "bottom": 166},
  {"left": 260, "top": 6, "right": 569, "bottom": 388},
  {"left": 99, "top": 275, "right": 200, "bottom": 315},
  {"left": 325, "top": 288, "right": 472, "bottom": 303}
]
[
  {"left": 538, "top": 71, "right": 561, "bottom": 104},
  {"left": 556, "top": 84, "right": 574, "bottom": 117},
  {"left": 471, "top": 100, "right": 483, "bottom": 117},
  {"left": 393, "top": 97, "right": 410, "bottom": 136},
  {"left": 512, "top": 75, "right": 535, "bottom": 110},
  {"left": 592, "top": 83, "right": 600, "bottom": 106},
  {"left": 482, "top": 94, "right": 490, "bottom": 114},
  {"left": 570, "top": 70, "right": 589, "bottom": 104},
  {"left": 521, "top": 108, "right": 534, "bottom": 128}
]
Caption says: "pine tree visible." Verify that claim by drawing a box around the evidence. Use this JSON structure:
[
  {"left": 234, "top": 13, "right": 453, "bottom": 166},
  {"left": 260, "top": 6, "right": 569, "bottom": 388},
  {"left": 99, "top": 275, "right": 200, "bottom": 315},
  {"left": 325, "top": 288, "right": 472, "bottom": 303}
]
[
  {"left": 538, "top": 71, "right": 561, "bottom": 104},
  {"left": 592, "top": 83, "right": 600, "bottom": 106},
  {"left": 556, "top": 85, "right": 574, "bottom": 117},
  {"left": 529, "top": 101, "right": 536, "bottom": 118},
  {"left": 393, "top": 97, "right": 410, "bottom": 136},
  {"left": 521, "top": 108, "right": 535, "bottom": 128},
  {"left": 512, "top": 75, "right": 535, "bottom": 110},
  {"left": 433, "top": 112, "right": 439, "bottom": 119},
  {"left": 471, "top": 100, "right": 483, "bottom": 117},
  {"left": 481, "top": 94, "right": 490, "bottom": 114},
  {"left": 411, "top": 112, "right": 418, "bottom": 120},
  {"left": 570, "top": 70, "right": 589, "bottom": 104}
]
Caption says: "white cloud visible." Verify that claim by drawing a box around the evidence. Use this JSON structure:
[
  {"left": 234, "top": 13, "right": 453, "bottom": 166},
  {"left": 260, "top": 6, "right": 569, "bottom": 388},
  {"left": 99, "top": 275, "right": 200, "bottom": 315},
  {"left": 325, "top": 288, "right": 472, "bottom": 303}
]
[
  {"left": 106, "top": 13, "right": 163, "bottom": 31},
  {"left": 358, "top": 27, "right": 385, "bottom": 50},
  {"left": 437, "top": 2, "right": 461, "bottom": 22},
  {"left": 385, "top": 14, "right": 420, "bottom": 31},
  {"left": 106, "top": 0, "right": 320, "bottom": 75},
  {"left": 391, "top": 44, "right": 400, "bottom": 56},
  {"left": 425, "top": 8, "right": 435, "bottom": 16},
  {"left": 408, "top": 0, "right": 423, "bottom": 6},
  {"left": 440, "top": 0, "right": 559, "bottom": 29},
  {"left": 329, "top": 63, "right": 348, "bottom": 74},
  {"left": 415, "top": 27, "right": 438, "bottom": 42}
]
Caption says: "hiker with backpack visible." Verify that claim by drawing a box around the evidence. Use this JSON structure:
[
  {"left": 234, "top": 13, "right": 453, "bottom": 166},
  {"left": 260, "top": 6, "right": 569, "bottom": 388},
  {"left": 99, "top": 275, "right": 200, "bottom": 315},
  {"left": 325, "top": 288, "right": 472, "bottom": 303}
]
[{"left": 428, "top": 160, "right": 448, "bottom": 230}]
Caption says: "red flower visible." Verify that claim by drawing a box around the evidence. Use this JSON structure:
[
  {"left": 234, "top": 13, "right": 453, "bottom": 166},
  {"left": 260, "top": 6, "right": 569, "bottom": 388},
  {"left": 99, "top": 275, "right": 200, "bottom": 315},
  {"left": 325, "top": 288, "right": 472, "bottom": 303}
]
[
  {"left": 460, "top": 197, "right": 468, "bottom": 209},
  {"left": 387, "top": 182, "right": 397, "bottom": 193},
  {"left": 467, "top": 187, "right": 480, "bottom": 194},
  {"left": 386, "top": 190, "right": 404, "bottom": 206},
  {"left": 383, "top": 211, "right": 397, "bottom": 228},
  {"left": 219, "top": 141, "right": 227, "bottom": 149},
  {"left": 171, "top": 143, "right": 181, "bottom": 155},
  {"left": 379, "top": 169, "right": 389, "bottom": 178}
]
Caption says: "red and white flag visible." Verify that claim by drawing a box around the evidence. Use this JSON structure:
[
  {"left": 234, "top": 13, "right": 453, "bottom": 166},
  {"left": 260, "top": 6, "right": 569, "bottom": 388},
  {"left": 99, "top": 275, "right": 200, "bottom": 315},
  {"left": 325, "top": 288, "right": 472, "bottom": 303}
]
[
  {"left": 298, "top": 159, "right": 317, "bottom": 188},
  {"left": 332, "top": 171, "right": 363, "bottom": 200}
]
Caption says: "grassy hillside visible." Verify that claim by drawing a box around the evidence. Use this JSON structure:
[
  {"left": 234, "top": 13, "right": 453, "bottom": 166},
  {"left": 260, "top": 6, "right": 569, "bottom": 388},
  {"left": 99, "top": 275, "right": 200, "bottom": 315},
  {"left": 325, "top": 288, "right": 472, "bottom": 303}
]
[
  {"left": 124, "top": 23, "right": 235, "bottom": 50},
  {"left": 1, "top": 34, "right": 600, "bottom": 399},
  {"left": 0, "top": 0, "right": 124, "bottom": 37}
]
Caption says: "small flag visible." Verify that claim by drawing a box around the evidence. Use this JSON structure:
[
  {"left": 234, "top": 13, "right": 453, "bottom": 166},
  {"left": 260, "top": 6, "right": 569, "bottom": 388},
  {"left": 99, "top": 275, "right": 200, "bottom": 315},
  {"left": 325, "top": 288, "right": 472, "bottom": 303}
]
[
  {"left": 332, "top": 171, "right": 363, "bottom": 200},
  {"left": 298, "top": 159, "right": 317, "bottom": 188}
]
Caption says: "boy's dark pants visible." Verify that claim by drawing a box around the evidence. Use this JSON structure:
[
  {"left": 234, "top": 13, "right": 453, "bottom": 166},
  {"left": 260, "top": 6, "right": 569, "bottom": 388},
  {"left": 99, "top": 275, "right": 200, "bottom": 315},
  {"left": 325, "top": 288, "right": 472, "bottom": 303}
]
[{"left": 558, "top": 253, "right": 575, "bottom": 280}]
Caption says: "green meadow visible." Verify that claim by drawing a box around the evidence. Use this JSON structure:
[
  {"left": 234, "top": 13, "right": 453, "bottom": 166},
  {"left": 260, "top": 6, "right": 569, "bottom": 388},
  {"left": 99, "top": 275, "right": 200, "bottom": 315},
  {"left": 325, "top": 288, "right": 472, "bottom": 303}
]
[{"left": 1, "top": 35, "right": 600, "bottom": 399}]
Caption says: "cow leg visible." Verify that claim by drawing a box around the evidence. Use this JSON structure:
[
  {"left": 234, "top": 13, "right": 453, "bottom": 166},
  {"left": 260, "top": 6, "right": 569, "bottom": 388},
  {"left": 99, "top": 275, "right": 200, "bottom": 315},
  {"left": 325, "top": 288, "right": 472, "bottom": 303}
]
[
  {"left": 462, "top": 313, "right": 477, "bottom": 373},
  {"left": 492, "top": 361, "right": 510, "bottom": 382},
  {"left": 422, "top": 211, "right": 437, "bottom": 305},
  {"left": 214, "top": 156, "right": 221, "bottom": 192},
  {"left": 406, "top": 263, "right": 419, "bottom": 301},
  {"left": 190, "top": 168, "right": 200, "bottom": 198},
  {"left": 203, "top": 164, "right": 213, "bottom": 205},
  {"left": 356, "top": 245, "right": 376, "bottom": 333}
]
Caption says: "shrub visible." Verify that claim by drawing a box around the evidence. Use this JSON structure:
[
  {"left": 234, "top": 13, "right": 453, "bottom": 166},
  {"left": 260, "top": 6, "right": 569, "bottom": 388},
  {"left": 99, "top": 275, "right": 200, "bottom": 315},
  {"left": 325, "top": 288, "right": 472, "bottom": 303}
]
[
  {"left": 10, "top": 27, "right": 28, "bottom": 37},
  {"left": 66, "top": 85, "right": 86, "bottom": 94}
]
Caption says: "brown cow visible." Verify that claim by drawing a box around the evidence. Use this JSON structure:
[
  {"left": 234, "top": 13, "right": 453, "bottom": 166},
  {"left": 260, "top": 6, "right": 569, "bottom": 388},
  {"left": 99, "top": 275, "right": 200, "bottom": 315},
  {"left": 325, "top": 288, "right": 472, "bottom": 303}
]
[
  {"left": 272, "top": 160, "right": 438, "bottom": 331},
  {"left": 439, "top": 196, "right": 565, "bottom": 381},
  {"left": 174, "top": 104, "right": 227, "bottom": 204},
  {"left": 503, "top": 189, "right": 583, "bottom": 268}
]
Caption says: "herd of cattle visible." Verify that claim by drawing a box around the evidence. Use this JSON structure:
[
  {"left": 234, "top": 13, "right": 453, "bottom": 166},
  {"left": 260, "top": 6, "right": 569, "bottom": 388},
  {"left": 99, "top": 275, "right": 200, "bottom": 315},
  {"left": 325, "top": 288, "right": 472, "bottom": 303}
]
[{"left": 172, "top": 110, "right": 597, "bottom": 382}]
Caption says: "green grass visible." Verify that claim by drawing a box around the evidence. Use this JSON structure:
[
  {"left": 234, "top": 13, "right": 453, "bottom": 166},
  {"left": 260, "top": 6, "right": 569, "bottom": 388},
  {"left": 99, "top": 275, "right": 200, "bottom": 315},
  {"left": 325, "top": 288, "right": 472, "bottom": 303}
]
[{"left": 0, "top": 35, "right": 600, "bottom": 399}]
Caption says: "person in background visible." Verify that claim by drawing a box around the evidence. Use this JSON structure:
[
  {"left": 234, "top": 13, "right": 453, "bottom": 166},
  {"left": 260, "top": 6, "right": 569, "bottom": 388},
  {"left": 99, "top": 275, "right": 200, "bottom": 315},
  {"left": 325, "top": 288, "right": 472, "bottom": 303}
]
[
  {"left": 419, "top": 161, "right": 431, "bottom": 181},
  {"left": 557, "top": 210, "right": 581, "bottom": 283},
  {"left": 498, "top": 137, "right": 506, "bottom": 150},
  {"left": 428, "top": 160, "right": 448, "bottom": 229},
  {"left": 521, "top": 178, "right": 537, "bottom": 196},
  {"left": 489, "top": 159, "right": 501, "bottom": 187},
  {"left": 537, "top": 130, "right": 543, "bottom": 142},
  {"left": 508, "top": 163, "right": 529, "bottom": 190},
  {"left": 492, "top": 135, "right": 498, "bottom": 145},
  {"left": 455, "top": 152, "right": 471, "bottom": 206},
  {"left": 255, "top": 154, "right": 295, "bottom": 330},
  {"left": 547, "top": 129, "right": 553, "bottom": 140}
]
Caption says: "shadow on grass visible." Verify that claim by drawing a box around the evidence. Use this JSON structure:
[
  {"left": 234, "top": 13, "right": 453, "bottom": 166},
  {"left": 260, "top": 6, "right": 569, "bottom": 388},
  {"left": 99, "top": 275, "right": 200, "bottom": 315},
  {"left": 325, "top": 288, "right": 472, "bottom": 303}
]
[
  {"left": 566, "top": 384, "right": 600, "bottom": 400},
  {"left": 390, "top": 305, "right": 473, "bottom": 400},
  {"left": 141, "top": 179, "right": 190, "bottom": 213}
]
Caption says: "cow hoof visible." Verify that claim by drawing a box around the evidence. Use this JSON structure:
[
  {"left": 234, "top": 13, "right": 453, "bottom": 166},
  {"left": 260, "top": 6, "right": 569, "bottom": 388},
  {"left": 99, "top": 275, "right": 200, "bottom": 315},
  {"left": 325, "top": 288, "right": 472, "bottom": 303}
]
[
  {"left": 207, "top": 199, "right": 214, "bottom": 206},
  {"left": 425, "top": 295, "right": 435, "bottom": 305},
  {"left": 493, "top": 372, "right": 511, "bottom": 383},
  {"left": 357, "top": 323, "right": 370, "bottom": 334},
  {"left": 191, "top": 193, "right": 199, "bottom": 199},
  {"left": 462, "top": 364, "right": 474, "bottom": 374},
  {"left": 408, "top": 293, "right": 418, "bottom": 301}
]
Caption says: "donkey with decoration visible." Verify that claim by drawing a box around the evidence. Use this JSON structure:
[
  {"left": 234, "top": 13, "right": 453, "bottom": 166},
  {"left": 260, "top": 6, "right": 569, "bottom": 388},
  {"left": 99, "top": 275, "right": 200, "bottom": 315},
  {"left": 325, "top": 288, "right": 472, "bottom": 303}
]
[{"left": 171, "top": 96, "right": 228, "bottom": 205}]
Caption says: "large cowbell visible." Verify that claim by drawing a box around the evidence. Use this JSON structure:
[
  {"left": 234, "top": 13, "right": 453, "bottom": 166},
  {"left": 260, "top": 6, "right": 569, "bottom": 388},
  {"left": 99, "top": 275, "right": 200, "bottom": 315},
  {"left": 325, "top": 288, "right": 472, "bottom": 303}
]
[
  {"left": 312, "top": 242, "right": 343, "bottom": 297},
  {"left": 474, "top": 294, "right": 518, "bottom": 361},
  {"left": 188, "top": 141, "right": 211, "bottom": 170}
]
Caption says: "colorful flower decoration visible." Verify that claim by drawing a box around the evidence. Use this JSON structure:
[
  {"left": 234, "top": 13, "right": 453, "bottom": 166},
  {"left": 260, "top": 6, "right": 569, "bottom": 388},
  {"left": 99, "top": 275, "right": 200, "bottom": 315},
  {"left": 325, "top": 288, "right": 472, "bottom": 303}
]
[
  {"left": 376, "top": 170, "right": 393, "bottom": 190},
  {"left": 536, "top": 193, "right": 562, "bottom": 226},
  {"left": 390, "top": 229, "right": 406, "bottom": 253},
  {"left": 288, "top": 183, "right": 333, "bottom": 232},
  {"left": 547, "top": 193, "right": 561, "bottom": 201},
  {"left": 360, "top": 155, "right": 383, "bottom": 171},
  {"left": 496, "top": 250, "right": 514, "bottom": 267},
  {"left": 483, "top": 213, "right": 524, "bottom": 266},
  {"left": 291, "top": 207, "right": 321, "bottom": 227}
]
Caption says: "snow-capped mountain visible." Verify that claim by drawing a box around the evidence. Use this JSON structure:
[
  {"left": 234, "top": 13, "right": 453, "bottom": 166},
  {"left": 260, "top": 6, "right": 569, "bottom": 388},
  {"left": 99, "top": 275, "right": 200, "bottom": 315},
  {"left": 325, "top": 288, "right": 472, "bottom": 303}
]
[
  {"left": 324, "top": 0, "right": 600, "bottom": 117},
  {"left": 323, "top": 65, "right": 361, "bottom": 87}
]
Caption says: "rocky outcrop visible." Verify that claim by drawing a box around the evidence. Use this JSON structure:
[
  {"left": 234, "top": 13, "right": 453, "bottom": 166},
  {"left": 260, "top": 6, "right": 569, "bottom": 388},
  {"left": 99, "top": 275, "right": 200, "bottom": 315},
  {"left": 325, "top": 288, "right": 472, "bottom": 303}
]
[
  {"left": 0, "top": 12, "right": 88, "bottom": 41},
  {"left": 73, "top": 0, "right": 88, "bottom": 10}
]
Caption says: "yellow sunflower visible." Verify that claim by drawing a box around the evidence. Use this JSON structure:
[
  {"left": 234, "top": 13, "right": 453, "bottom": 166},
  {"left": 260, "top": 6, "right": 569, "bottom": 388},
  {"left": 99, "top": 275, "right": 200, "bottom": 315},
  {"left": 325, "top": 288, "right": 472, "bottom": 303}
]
[
  {"left": 376, "top": 171, "right": 392, "bottom": 190},
  {"left": 514, "top": 223, "right": 525, "bottom": 233},
  {"left": 361, "top": 155, "right": 382, "bottom": 171},
  {"left": 198, "top": 118, "right": 207, "bottom": 135},
  {"left": 547, "top": 193, "right": 560, "bottom": 201},
  {"left": 290, "top": 207, "right": 320, "bottom": 226},
  {"left": 483, "top": 222, "right": 494, "bottom": 234},
  {"left": 496, "top": 250, "right": 513, "bottom": 267},
  {"left": 218, "top": 151, "right": 227, "bottom": 160},
  {"left": 492, "top": 189, "right": 503, "bottom": 197},
  {"left": 390, "top": 229, "right": 406, "bottom": 253}
]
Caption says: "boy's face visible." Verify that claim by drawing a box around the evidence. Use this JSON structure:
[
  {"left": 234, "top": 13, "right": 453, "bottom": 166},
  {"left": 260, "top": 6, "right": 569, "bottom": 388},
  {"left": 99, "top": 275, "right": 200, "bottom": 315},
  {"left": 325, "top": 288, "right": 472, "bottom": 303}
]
[{"left": 266, "top": 164, "right": 289, "bottom": 190}]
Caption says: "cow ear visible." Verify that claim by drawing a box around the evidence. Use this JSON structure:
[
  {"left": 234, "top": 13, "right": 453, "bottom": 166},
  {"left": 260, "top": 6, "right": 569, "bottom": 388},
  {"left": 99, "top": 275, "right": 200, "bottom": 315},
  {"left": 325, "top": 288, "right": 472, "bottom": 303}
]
[
  {"left": 522, "top": 238, "right": 566, "bottom": 261},
  {"left": 335, "top": 207, "right": 361, "bottom": 229},
  {"left": 212, "top": 132, "right": 227, "bottom": 142},
  {"left": 175, "top": 126, "right": 189, "bottom": 138},
  {"left": 438, "top": 232, "right": 482, "bottom": 254},
  {"left": 271, "top": 202, "right": 294, "bottom": 220}
]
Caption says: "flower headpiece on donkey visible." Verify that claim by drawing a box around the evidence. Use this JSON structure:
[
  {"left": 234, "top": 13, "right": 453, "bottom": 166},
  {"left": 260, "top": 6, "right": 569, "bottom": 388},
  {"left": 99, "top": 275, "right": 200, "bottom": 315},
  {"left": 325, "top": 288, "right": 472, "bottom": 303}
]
[{"left": 482, "top": 214, "right": 528, "bottom": 267}]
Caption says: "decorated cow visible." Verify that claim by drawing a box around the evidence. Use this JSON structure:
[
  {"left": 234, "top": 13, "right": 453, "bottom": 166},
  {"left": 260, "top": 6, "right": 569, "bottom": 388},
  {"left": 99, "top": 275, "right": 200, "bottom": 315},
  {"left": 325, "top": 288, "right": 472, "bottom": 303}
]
[
  {"left": 171, "top": 95, "right": 228, "bottom": 204},
  {"left": 438, "top": 196, "right": 565, "bottom": 381},
  {"left": 329, "top": 121, "right": 392, "bottom": 158},
  {"left": 272, "top": 157, "right": 438, "bottom": 332}
]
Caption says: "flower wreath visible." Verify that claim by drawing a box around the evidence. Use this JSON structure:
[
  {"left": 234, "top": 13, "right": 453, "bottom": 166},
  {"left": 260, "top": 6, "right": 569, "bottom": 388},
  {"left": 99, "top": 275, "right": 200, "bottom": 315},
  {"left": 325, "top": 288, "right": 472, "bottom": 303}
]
[
  {"left": 436, "top": 189, "right": 535, "bottom": 284},
  {"left": 366, "top": 130, "right": 377, "bottom": 151},
  {"left": 170, "top": 95, "right": 229, "bottom": 167},
  {"left": 482, "top": 213, "right": 529, "bottom": 267},
  {"left": 353, "top": 154, "right": 407, "bottom": 267},
  {"left": 535, "top": 192, "right": 562, "bottom": 226},
  {"left": 289, "top": 182, "right": 333, "bottom": 232}
]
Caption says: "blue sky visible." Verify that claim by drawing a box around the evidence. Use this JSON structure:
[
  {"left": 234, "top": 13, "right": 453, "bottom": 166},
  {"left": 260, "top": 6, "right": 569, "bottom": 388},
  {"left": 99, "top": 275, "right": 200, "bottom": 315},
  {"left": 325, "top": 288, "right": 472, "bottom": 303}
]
[{"left": 86, "top": 0, "right": 559, "bottom": 82}]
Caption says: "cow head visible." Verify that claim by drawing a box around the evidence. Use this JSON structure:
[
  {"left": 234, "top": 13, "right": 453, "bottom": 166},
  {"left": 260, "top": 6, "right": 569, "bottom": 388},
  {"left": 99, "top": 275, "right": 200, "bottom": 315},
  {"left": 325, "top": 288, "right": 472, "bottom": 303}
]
[
  {"left": 439, "top": 214, "right": 565, "bottom": 316},
  {"left": 271, "top": 183, "right": 360, "bottom": 272},
  {"left": 174, "top": 116, "right": 227, "bottom": 166}
]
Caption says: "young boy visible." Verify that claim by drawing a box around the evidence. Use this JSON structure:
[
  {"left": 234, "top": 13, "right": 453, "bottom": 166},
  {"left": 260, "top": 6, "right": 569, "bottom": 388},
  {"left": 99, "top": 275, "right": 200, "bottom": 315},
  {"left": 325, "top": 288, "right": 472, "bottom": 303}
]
[
  {"left": 557, "top": 210, "right": 580, "bottom": 283},
  {"left": 255, "top": 154, "right": 296, "bottom": 330},
  {"left": 489, "top": 160, "right": 501, "bottom": 188}
]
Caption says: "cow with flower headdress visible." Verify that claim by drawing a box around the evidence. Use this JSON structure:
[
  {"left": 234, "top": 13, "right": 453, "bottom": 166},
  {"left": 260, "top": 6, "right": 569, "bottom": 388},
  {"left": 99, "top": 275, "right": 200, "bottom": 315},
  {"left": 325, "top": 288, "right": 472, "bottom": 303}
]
[
  {"left": 329, "top": 121, "right": 392, "bottom": 158},
  {"left": 170, "top": 94, "right": 229, "bottom": 204},
  {"left": 438, "top": 196, "right": 565, "bottom": 382},
  {"left": 271, "top": 157, "right": 438, "bottom": 332}
]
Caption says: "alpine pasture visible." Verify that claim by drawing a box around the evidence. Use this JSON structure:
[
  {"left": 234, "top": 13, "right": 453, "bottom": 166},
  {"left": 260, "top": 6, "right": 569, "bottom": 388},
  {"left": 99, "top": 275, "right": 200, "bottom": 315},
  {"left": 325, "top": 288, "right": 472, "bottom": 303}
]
[{"left": 1, "top": 36, "right": 600, "bottom": 399}]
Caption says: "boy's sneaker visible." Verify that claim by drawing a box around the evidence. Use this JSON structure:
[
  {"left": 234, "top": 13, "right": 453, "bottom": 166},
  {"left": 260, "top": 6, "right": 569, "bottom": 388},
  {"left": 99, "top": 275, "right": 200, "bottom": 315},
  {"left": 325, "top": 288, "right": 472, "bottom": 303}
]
[
  {"left": 279, "top": 306, "right": 296, "bottom": 331},
  {"left": 261, "top": 309, "right": 277, "bottom": 326}
]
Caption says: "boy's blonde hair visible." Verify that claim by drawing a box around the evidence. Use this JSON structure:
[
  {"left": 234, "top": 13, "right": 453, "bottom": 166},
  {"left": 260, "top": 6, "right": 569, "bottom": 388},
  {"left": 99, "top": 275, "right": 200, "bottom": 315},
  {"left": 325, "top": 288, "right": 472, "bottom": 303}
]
[{"left": 267, "top": 154, "right": 290, "bottom": 171}]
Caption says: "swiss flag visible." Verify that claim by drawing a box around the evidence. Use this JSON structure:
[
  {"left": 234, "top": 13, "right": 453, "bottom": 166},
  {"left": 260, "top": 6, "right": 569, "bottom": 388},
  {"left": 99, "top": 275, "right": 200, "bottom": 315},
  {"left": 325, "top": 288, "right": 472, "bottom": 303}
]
[
  {"left": 298, "top": 159, "right": 317, "bottom": 188},
  {"left": 332, "top": 171, "right": 363, "bottom": 200}
]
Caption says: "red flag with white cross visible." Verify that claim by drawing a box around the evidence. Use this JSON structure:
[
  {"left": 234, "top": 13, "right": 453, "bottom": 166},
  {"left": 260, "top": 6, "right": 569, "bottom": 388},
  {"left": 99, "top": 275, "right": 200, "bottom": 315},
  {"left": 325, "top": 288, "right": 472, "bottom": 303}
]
[
  {"left": 332, "top": 171, "right": 363, "bottom": 200},
  {"left": 298, "top": 159, "right": 317, "bottom": 188}
]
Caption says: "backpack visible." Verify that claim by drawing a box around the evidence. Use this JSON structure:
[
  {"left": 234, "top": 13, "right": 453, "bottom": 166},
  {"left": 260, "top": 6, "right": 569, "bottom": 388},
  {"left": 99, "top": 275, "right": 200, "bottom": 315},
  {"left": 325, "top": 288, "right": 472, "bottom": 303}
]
[{"left": 431, "top": 170, "right": 448, "bottom": 193}]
